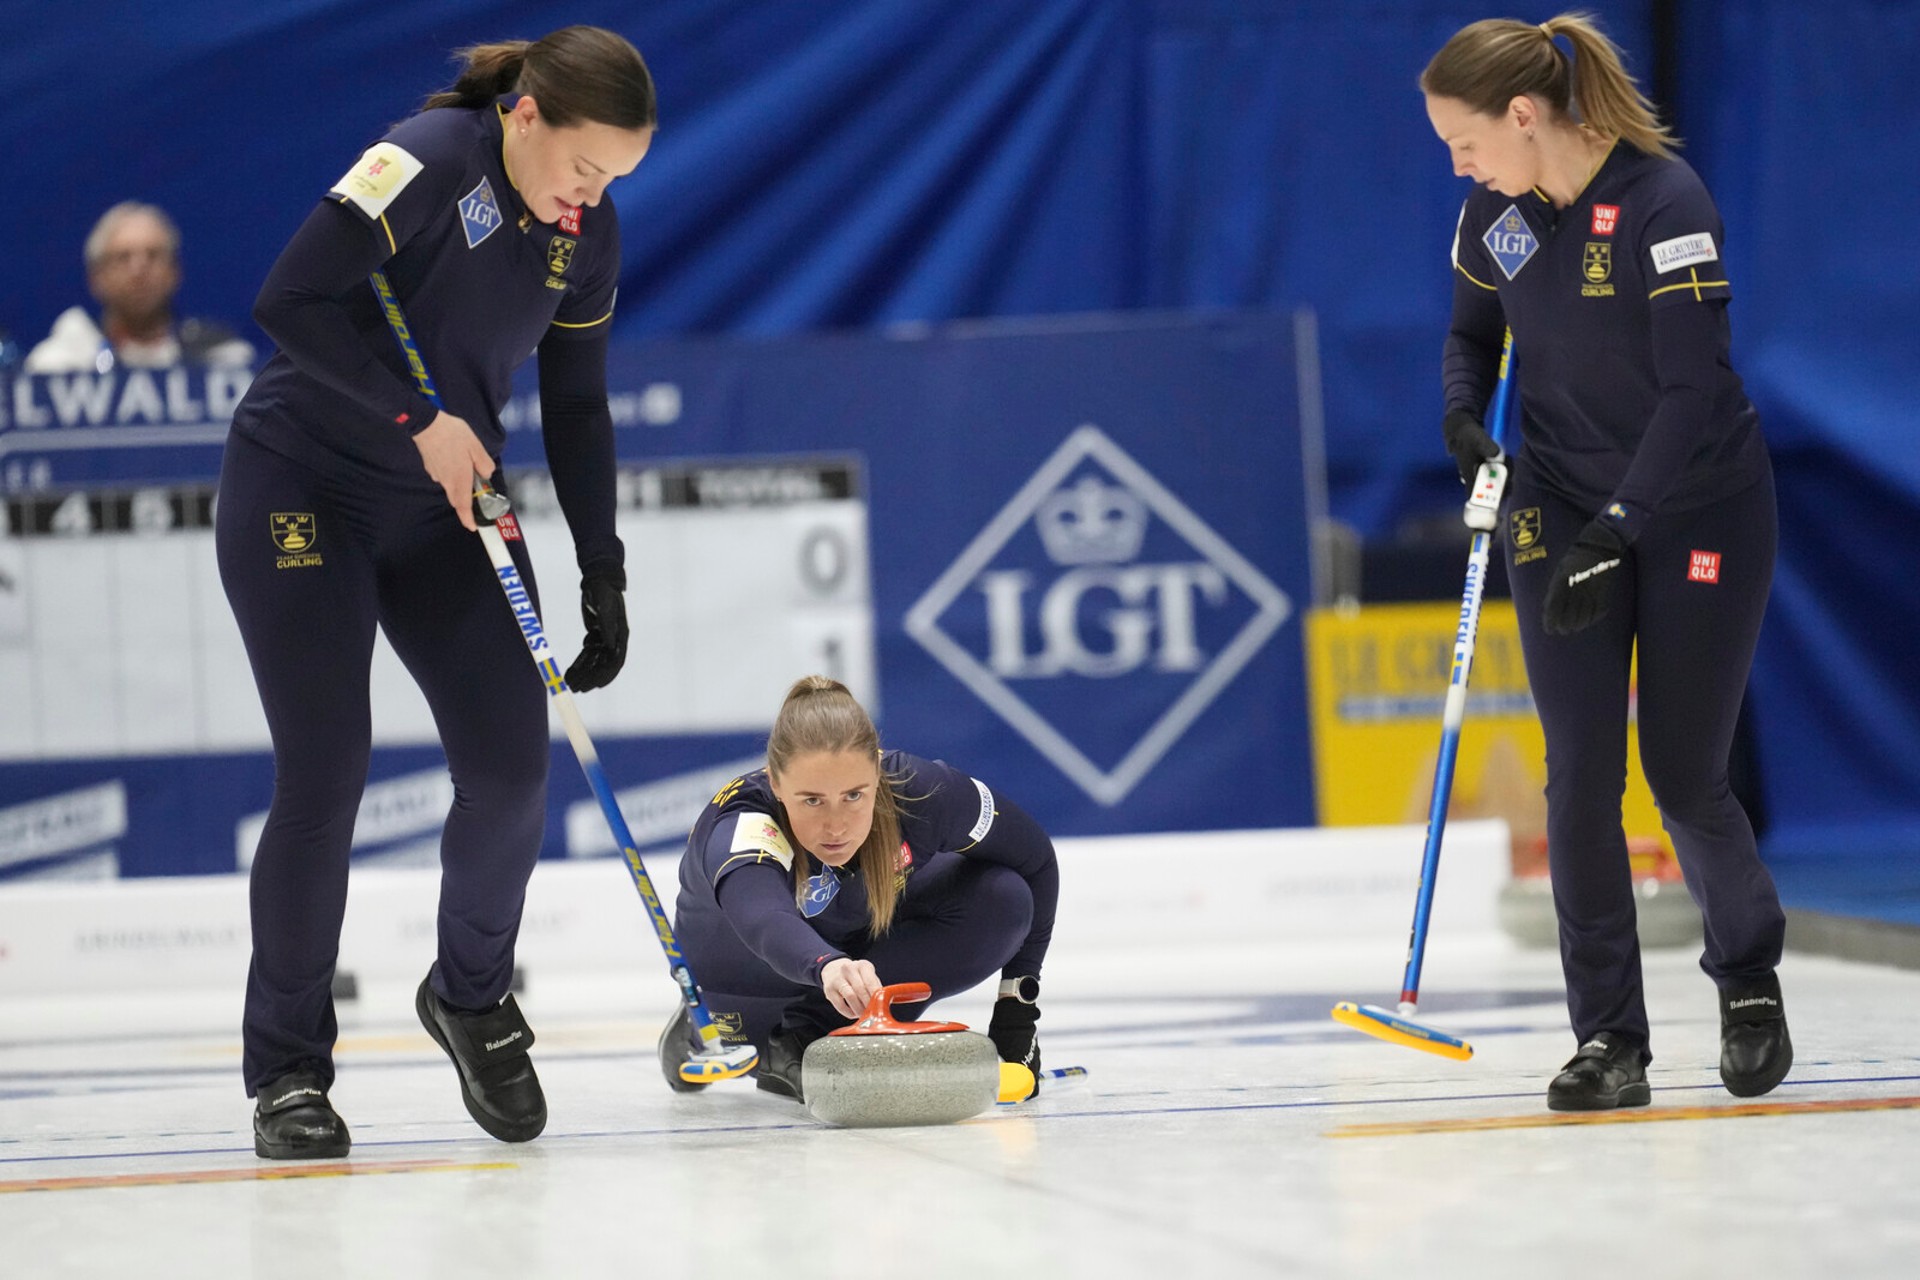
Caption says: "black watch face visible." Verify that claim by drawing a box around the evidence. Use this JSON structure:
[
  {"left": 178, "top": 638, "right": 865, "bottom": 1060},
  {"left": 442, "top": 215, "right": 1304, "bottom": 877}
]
[{"left": 1016, "top": 976, "right": 1040, "bottom": 1003}]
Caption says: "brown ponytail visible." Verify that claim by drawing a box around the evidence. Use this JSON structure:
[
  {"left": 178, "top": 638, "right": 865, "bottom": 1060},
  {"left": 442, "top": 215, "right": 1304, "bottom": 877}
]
[
  {"left": 423, "top": 25, "right": 657, "bottom": 131},
  {"left": 767, "top": 676, "right": 906, "bottom": 935},
  {"left": 1421, "top": 11, "right": 1676, "bottom": 158},
  {"left": 422, "top": 41, "right": 530, "bottom": 112}
]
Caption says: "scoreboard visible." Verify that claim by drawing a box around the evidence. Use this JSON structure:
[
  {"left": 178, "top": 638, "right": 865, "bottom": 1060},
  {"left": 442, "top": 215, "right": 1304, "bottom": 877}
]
[
  {"left": 0, "top": 366, "right": 876, "bottom": 877},
  {"left": 1, "top": 313, "right": 1320, "bottom": 877}
]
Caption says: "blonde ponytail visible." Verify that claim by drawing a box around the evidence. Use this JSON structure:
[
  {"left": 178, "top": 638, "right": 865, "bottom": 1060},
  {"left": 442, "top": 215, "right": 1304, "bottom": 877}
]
[
  {"left": 1422, "top": 11, "right": 1677, "bottom": 159},
  {"left": 1544, "top": 13, "right": 1677, "bottom": 157}
]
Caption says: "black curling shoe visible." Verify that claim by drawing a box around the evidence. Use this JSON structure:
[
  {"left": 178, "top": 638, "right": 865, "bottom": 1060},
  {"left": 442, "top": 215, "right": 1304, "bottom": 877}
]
[
  {"left": 657, "top": 1004, "right": 708, "bottom": 1094},
  {"left": 416, "top": 976, "right": 547, "bottom": 1142},
  {"left": 253, "top": 1070, "right": 351, "bottom": 1160},
  {"left": 1720, "top": 972, "right": 1793, "bottom": 1098},
  {"left": 1546, "top": 1032, "right": 1652, "bottom": 1111},
  {"left": 753, "top": 1023, "right": 814, "bottom": 1102}
]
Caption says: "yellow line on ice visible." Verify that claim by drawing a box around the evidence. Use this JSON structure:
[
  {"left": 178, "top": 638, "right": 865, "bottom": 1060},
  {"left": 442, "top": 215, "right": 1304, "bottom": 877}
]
[
  {"left": 0, "top": 1159, "right": 514, "bottom": 1194},
  {"left": 1327, "top": 1094, "right": 1920, "bottom": 1138}
]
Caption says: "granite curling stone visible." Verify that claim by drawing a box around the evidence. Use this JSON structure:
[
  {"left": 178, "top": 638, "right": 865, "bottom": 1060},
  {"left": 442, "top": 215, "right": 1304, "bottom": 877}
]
[{"left": 802, "top": 983, "right": 1029, "bottom": 1128}]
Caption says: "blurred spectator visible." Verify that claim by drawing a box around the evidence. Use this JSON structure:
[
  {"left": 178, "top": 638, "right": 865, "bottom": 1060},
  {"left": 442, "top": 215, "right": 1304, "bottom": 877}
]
[{"left": 24, "top": 202, "right": 254, "bottom": 373}]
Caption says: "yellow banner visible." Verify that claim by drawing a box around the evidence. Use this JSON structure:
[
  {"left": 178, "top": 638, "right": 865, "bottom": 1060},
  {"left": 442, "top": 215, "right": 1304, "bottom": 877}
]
[{"left": 1306, "top": 602, "right": 1671, "bottom": 874}]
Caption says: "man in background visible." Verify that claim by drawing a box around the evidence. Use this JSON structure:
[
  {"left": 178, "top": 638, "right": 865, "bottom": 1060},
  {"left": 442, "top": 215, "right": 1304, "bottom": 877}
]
[{"left": 24, "top": 202, "right": 255, "bottom": 373}]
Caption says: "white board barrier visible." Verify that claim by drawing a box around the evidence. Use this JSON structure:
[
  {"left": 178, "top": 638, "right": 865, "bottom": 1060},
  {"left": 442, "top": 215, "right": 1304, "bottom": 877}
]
[{"left": 0, "top": 821, "right": 1508, "bottom": 997}]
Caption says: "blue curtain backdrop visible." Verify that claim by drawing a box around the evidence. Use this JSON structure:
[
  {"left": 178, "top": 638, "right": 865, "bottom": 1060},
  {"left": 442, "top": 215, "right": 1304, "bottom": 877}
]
[
  {"left": 1670, "top": 4, "right": 1920, "bottom": 871},
  {"left": 5, "top": 0, "right": 1914, "bottom": 868}
]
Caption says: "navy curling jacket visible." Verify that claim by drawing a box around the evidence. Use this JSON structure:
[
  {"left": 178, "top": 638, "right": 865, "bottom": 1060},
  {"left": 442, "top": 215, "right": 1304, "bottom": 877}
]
[
  {"left": 676, "top": 751, "right": 1060, "bottom": 987},
  {"left": 1443, "top": 142, "right": 1766, "bottom": 543},
  {"left": 234, "top": 98, "right": 624, "bottom": 578}
]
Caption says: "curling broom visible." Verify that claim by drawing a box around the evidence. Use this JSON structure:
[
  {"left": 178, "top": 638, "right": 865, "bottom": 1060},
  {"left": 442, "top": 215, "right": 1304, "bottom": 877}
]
[
  {"left": 371, "top": 270, "right": 756, "bottom": 1084},
  {"left": 1331, "top": 328, "right": 1517, "bottom": 1061}
]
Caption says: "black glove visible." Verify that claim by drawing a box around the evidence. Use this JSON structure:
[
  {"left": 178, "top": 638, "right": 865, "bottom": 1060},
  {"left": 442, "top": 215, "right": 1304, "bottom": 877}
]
[
  {"left": 1442, "top": 408, "right": 1501, "bottom": 487},
  {"left": 987, "top": 997, "right": 1041, "bottom": 1099},
  {"left": 1541, "top": 519, "right": 1628, "bottom": 636},
  {"left": 565, "top": 572, "right": 628, "bottom": 691}
]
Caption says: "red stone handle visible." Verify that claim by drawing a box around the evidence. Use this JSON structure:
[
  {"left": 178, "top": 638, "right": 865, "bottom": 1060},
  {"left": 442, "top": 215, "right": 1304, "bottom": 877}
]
[{"left": 827, "top": 981, "right": 970, "bottom": 1036}]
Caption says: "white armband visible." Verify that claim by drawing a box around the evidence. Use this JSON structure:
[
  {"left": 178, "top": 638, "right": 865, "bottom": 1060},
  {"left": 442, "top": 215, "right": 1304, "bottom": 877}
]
[
  {"left": 330, "top": 142, "right": 425, "bottom": 219},
  {"left": 714, "top": 811, "right": 795, "bottom": 877}
]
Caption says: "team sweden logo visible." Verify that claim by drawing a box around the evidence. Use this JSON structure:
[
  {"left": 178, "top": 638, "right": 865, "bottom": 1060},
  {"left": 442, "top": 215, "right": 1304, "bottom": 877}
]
[
  {"left": 905, "top": 425, "right": 1291, "bottom": 805},
  {"left": 1581, "top": 242, "right": 1616, "bottom": 297},
  {"left": 459, "top": 178, "right": 503, "bottom": 249},
  {"left": 1510, "top": 507, "right": 1545, "bottom": 565},
  {"left": 269, "top": 513, "right": 314, "bottom": 552},
  {"left": 1482, "top": 205, "right": 1539, "bottom": 280},
  {"left": 270, "top": 513, "right": 322, "bottom": 569},
  {"left": 544, "top": 235, "right": 576, "bottom": 292}
]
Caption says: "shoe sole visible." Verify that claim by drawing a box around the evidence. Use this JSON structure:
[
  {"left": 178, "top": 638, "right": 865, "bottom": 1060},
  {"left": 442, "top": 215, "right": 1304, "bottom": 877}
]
[
  {"left": 416, "top": 982, "right": 547, "bottom": 1143},
  {"left": 754, "top": 1074, "right": 803, "bottom": 1102},
  {"left": 1547, "top": 1081, "right": 1652, "bottom": 1112},
  {"left": 658, "top": 1012, "right": 710, "bottom": 1094},
  {"left": 254, "top": 1133, "right": 351, "bottom": 1160}
]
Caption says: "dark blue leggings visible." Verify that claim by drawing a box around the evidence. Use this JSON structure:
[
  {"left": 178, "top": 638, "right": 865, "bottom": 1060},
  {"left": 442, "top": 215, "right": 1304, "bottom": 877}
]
[
  {"left": 1506, "top": 460, "right": 1784, "bottom": 1054},
  {"left": 687, "top": 852, "right": 1034, "bottom": 1053},
  {"left": 216, "top": 431, "right": 550, "bottom": 1094}
]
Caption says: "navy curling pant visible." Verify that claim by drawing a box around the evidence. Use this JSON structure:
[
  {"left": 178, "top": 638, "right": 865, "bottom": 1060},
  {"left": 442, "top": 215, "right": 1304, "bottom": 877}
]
[
  {"left": 686, "top": 853, "right": 1035, "bottom": 1054},
  {"left": 216, "top": 432, "right": 550, "bottom": 1094},
  {"left": 1505, "top": 459, "right": 1784, "bottom": 1056}
]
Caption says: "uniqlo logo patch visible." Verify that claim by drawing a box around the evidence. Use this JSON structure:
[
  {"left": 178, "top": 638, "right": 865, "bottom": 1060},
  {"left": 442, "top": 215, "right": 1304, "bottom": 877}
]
[
  {"left": 559, "top": 206, "right": 581, "bottom": 235},
  {"left": 1688, "top": 550, "right": 1721, "bottom": 583},
  {"left": 495, "top": 511, "right": 524, "bottom": 542},
  {"left": 1592, "top": 204, "right": 1619, "bottom": 235}
]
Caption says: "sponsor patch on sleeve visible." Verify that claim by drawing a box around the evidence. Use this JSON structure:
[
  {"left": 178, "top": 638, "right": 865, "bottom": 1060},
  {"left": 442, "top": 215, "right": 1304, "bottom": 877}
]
[
  {"left": 329, "top": 142, "right": 424, "bottom": 219},
  {"left": 967, "top": 778, "right": 996, "bottom": 843},
  {"left": 723, "top": 811, "right": 794, "bottom": 872},
  {"left": 1649, "top": 232, "right": 1718, "bottom": 274}
]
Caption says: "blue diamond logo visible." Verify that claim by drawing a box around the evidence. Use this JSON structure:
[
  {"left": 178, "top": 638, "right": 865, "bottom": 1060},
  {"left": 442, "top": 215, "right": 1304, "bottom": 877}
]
[{"left": 905, "top": 425, "right": 1290, "bottom": 805}]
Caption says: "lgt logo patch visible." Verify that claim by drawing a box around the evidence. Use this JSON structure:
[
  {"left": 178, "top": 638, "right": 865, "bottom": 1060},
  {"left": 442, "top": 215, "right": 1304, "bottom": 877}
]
[
  {"left": 905, "top": 425, "right": 1290, "bottom": 805},
  {"left": 1688, "top": 550, "right": 1721, "bottom": 583},
  {"left": 459, "top": 177, "right": 503, "bottom": 249},
  {"left": 1482, "top": 205, "right": 1539, "bottom": 281}
]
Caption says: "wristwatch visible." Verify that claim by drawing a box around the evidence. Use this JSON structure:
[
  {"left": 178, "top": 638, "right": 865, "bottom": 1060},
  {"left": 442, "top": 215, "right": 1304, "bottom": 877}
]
[{"left": 997, "top": 975, "right": 1040, "bottom": 1004}]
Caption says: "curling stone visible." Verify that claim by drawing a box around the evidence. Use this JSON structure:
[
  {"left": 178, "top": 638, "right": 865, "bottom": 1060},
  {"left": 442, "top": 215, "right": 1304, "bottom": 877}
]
[{"left": 802, "top": 983, "right": 1032, "bottom": 1128}]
